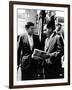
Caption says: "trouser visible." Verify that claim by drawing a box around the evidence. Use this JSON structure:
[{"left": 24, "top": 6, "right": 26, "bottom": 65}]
[
  {"left": 44, "top": 63, "right": 62, "bottom": 79},
  {"left": 21, "top": 67, "right": 34, "bottom": 80}
]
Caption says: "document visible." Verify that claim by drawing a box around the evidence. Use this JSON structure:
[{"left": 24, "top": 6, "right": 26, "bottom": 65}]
[{"left": 32, "top": 49, "right": 47, "bottom": 58}]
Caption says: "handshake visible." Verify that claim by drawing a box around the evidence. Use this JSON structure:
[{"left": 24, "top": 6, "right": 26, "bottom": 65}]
[{"left": 32, "top": 49, "right": 50, "bottom": 60}]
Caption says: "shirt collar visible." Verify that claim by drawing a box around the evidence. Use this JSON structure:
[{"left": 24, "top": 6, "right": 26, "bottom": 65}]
[{"left": 26, "top": 31, "right": 33, "bottom": 38}]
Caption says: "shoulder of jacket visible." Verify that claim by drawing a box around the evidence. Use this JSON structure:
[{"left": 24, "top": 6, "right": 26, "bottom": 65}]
[{"left": 19, "top": 33, "right": 27, "bottom": 38}]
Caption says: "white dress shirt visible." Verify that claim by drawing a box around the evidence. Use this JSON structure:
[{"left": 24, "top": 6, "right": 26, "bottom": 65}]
[{"left": 27, "top": 33, "right": 34, "bottom": 50}]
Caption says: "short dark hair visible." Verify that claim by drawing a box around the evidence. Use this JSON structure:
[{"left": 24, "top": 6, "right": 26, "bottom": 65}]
[{"left": 25, "top": 22, "right": 34, "bottom": 29}]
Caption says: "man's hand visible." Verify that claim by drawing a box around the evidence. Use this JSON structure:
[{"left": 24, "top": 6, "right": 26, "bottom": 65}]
[
  {"left": 49, "top": 52, "right": 60, "bottom": 57},
  {"left": 32, "top": 55, "right": 43, "bottom": 60},
  {"left": 42, "top": 53, "right": 50, "bottom": 59},
  {"left": 22, "top": 55, "right": 30, "bottom": 60}
]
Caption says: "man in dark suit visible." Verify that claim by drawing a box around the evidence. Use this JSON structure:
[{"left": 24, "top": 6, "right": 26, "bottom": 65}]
[
  {"left": 17, "top": 22, "right": 41, "bottom": 80},
  {"left": 43, "top": 23, "right": 64, "bottom": 79}
]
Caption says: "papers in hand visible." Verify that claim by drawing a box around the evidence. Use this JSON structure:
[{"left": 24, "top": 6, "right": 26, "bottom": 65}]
[{"left": 32, "top": 49, "right": 47, "bottom": 59}]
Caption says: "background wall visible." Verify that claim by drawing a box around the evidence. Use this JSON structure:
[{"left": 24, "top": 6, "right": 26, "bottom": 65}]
[
  {"left": 18, "top": 9, "right": 37, "bottom": 35},
  {"left": 0, "top": 0, "right": 72, "bottom": 90}
]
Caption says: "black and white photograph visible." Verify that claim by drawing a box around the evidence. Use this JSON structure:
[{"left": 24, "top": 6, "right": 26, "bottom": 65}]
[
  {"left": 17, "top": 9, "right": 64, "bottom": 80},
  {"left": 9, "top": 1, "right": 70, "bottom": 88}
]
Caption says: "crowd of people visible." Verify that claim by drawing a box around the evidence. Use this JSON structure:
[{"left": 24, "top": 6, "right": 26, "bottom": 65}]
[{"left": 17, "top": 10, "right": 64, "bottom": 80}]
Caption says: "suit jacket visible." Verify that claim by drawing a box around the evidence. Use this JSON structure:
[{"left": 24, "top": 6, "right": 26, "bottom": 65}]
[
  {"left": 17, "top": 33, "right": 40, "bottom": 70},
  {"left": 45, "top": 34, "right": 64, "bottom": 69}
]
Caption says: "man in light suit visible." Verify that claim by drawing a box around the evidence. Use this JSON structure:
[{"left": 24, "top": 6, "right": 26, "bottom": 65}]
[
  {"left": 43, "top": 23, "right": 64, "bottom": 79},
  {"left": 17, "top": 22, "right": 41, "bottom": 80}
]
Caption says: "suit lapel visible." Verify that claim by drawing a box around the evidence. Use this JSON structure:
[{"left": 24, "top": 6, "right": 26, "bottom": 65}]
[
  {"left": 24, "top": 34, "right": 32, "bottom": 51},
  {"left": 25, "top": 34, "right": 35, "bottom": 51}
]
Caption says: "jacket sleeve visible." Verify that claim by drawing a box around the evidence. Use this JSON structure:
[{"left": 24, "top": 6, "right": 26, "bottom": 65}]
[
  {"left": 56, "top": 35, "right": 64, "bottom": 57},
  {"left": 17, "top": 35, "right": 32, "bottom": 69},
  {"left": 49, "top": 35, "right": 64, "bottom": 58},
  {"left": 17, "top": 36, "right": 22, "bottom": 67}
]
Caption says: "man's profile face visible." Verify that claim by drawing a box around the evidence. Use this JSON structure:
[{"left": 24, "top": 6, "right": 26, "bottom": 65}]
[
  {"left": 46, "top": 27, "right": 52, "bottom": 37},
  {"left": 27, "top": 26, "right": 34, "bottom": 36}
]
